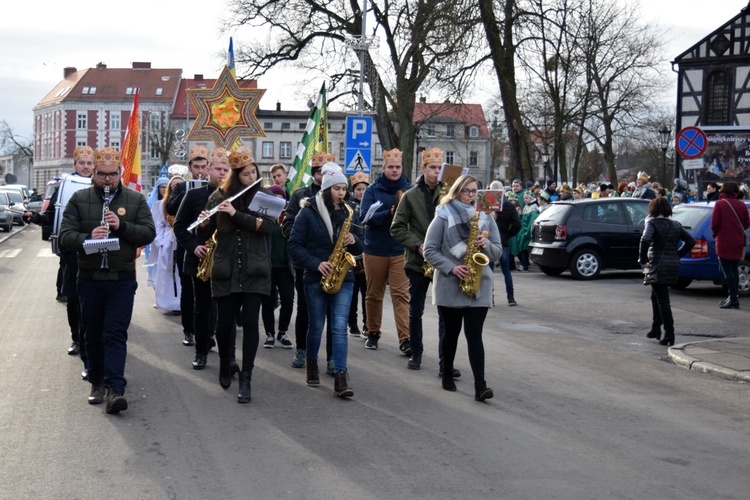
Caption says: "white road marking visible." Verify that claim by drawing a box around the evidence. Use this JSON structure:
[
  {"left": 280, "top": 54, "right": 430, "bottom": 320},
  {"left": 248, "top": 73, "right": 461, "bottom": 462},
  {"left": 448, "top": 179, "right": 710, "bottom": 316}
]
[
  {"left": 37, "top": 248, "right": 56, "bottom": 258},
  {"left": 0, "top": 248, "right": 22, "bottom": 258}
]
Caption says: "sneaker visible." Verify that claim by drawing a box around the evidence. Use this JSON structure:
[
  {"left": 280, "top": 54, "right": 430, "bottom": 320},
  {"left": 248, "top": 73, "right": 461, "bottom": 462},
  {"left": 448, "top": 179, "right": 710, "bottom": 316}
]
[
  {"left": 263, "top": 334, "right": 275, "bottom": 349},
  {"left": 349, "top": 325, "right": 361, "bottom": 336},
  {"left": 105, "top": 387, "right": 128, "bottom": 414},
  {"left": 326, "top": 360, "right": 335, "bottom": 376},
  {"left": 277, "top": 332, "right": 293, "bottom": 349},
  {"left": 364, "top": 332, "right": 379, "bottom": 350},
  {"left": 292, "top": 349, "right": 306, "bottom": 368},
  {"left": 508, "top": 296, "right": 517, "bottom": 306},
  {"left": 87, "top": 383, "right": 105, "bottom": 405},
  {"left": 360, "top": 329, "right": 369, "bottom": 340},
  {"left": 182, "top": 333, "right": 195, "bottom": 346},
  {"left": 399, "top": 339, "right": 412, "bottom": 357}
]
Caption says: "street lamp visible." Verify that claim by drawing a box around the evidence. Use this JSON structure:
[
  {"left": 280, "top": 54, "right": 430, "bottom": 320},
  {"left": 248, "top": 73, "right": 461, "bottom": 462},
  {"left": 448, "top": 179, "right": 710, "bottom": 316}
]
[
  {"left": 658, "top": 126, "right": 671, "bottom": 184},
  {"left": 541, "top": 150, "right": 550, "bottom": 181}
]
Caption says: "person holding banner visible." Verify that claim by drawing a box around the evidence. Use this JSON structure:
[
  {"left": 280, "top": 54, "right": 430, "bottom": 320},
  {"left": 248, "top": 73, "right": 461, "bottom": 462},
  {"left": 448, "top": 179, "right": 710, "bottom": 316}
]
[
  {"left": 196, "top": 148, "right": 273, "bottom": 403},
  {"left": 59, "top": 147, "right": 155, "bottom": 414},
  {"left": 24, "top": 146, "right": 93, "bottom": 367}
]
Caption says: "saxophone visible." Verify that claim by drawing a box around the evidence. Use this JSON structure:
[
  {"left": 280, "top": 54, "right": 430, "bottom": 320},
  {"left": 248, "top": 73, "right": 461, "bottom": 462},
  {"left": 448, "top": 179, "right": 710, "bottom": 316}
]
[
  {"left": 321, "top": 203, "right": 356, "bottom": 294},
  {"left": 196, "top": 230, "right": 217, "bottom": 282},
  {"left": 459, "top": 210, "right": 490, "bottom": 297}
]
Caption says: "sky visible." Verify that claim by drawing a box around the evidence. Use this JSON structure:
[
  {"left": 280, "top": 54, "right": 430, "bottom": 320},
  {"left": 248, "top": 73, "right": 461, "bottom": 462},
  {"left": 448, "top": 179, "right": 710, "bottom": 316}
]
[{"left": 0, "top": 0, "right": 747, "bottom": 144}]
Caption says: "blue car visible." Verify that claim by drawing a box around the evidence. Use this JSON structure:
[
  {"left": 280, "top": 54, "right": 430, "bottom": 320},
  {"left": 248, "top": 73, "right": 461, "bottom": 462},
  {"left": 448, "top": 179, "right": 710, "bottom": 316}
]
[{"left": 671, "top": 200, "right": 750, "bottom": 296}]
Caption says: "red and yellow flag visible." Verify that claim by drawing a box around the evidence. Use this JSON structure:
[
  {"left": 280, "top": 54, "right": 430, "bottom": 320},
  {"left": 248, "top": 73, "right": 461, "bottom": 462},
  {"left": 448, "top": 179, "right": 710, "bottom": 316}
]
[{"left": 121, "top": 90, "right": 142, "bottom": 192}]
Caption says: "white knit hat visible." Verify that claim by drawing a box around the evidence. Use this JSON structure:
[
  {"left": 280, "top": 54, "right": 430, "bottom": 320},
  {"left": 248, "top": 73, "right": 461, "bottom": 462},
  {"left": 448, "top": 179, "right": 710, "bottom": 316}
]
[{"left": 321, "top": 162, "right": 348, "bottom": 191}]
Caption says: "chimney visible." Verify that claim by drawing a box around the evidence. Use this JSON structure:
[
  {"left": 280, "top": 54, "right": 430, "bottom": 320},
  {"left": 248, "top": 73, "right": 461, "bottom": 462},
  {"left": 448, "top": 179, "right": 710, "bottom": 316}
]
[
  {"left": 194, "top": 74, "right": 204, "bottom": 81},
  {"left": 276, "top": 101, "right": 281, "bottom": 111},
  {"left": 419, "top": 95, "right": 427, "bottom": 103},
  {"left": 132, "top": 62, "right": 152, "bottom": 70},
  {"left": 64, "top": 67, "right": 77, "bottom": 78},
  {"left": 95, "top": 62, "right": 106, "bottom": 69}
]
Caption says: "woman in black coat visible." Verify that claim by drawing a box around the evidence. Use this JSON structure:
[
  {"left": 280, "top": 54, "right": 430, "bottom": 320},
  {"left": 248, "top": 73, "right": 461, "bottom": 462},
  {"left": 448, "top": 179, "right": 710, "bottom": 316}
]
[{"left": 639, "top": 198, "right": 696, "bottom": 346}]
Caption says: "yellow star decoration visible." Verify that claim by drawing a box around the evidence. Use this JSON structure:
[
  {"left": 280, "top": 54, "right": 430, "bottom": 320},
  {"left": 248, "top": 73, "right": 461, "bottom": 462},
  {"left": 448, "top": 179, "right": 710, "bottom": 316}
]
[{"left": 187, "top": 65, "right": 265, "bottom": 148}]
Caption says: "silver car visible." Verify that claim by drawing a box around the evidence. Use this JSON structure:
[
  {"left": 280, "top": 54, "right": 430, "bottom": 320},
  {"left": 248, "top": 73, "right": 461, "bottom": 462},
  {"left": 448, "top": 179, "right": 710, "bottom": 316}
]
[{"left": 0, "top": 191, "right": 14, "bottom": 232}]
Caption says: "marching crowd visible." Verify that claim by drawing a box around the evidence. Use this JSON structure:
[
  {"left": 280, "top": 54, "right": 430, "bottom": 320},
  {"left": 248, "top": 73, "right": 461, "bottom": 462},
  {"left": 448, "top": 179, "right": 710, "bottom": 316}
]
[{"left": 25, "top": 143, "right": 749, "bottom": 415}]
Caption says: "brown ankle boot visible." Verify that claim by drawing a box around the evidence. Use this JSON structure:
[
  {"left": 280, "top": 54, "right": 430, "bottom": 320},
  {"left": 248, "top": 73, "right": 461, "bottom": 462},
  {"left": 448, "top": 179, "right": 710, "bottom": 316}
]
[
  {"left": 334, "top": 371, "right": 353, "bottom": 398},
  {"left": 306, "top": 360, "right": 319, "bottom": 386}
]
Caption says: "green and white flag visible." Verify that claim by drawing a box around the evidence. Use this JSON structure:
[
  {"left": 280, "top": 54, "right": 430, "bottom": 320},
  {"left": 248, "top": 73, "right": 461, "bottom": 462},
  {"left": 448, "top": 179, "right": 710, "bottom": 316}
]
[{"left": 287, "top": 83, "right": 328, "bottom": 195}]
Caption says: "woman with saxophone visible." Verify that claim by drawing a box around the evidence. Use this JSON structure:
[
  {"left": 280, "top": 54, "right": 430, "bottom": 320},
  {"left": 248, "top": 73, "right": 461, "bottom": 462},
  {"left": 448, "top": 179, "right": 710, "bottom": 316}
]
[
  {"left": 196, "top": 148, "right": 273, "bottom": 403},
  {"left": 423, "top": 175, "right": 501, "bottom": 402},
  {"left": 287, "top": 162, "right": 363, "bottom": 398}
]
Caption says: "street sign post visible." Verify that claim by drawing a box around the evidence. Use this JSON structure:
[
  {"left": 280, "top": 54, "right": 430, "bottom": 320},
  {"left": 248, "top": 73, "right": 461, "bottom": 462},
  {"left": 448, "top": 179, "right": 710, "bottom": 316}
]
[{"left": 345, "top": 116, "right": 372, "bottom": 174}]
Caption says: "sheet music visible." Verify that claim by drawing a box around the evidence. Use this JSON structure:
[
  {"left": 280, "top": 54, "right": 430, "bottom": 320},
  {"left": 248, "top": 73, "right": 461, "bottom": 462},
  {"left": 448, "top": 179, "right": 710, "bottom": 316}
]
[
  {"left": 83, "top": 238, "right": 120, "bottom": 255},
  {"left": 247, "top": 192, "right": 286, "bottom": 218},
  {"left": 187, "top": 179, "right": 208, "bottom": 191},
  {"left": 362, "top": 200, "right": 383, "bottom": 224}
]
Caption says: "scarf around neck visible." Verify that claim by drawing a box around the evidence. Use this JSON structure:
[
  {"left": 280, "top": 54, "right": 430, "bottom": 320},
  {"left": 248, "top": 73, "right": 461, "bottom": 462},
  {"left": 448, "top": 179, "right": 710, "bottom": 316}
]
[{"left": 436, "top": 199, "right": 489, "bottom": 260}]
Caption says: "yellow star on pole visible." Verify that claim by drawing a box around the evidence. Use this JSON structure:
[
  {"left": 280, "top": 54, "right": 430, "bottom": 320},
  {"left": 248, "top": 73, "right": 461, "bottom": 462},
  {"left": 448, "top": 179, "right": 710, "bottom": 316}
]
[{"left": 187, "top": 66, "right": 265, "bottom": 148}]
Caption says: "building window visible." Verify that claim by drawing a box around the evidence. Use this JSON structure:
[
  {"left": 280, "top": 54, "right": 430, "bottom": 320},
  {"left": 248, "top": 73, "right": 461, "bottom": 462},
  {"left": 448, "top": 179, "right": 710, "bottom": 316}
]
[
  {"left": 426, "top": 124, "right": 436, "bottom": 137},
  {"left": 299, "top": 122, "right": 306, "bottom": 129},
  {"left": 445, "top": 151, "right": 454, "bottom": 164},
  {"left": 151, "top": 145, "right": 160, "bottom": 159},
  {"left": 469, "top": 151, "right": 478, "bottom": 166},
  {"left": 446, "top": 124, "right": 455, "bottom": 138},
  {"left": 89, "top": 86, "right": 97, "bottom": 95},
  {"left": 281, "top": 122, "right": 290, "bottom": 130},
  {"left": 280, "top": 142, "right": 292, "bottom": 158},
  {"left": 375, "top": 144, "right": 383, "bottom": 159},
  {"left": 77, "top": 140, "right": 87, "bottom": 148},
  {"left": 155, "top": 88, "right": 163, "bottom": 96},
  {"left": 150, "top": 112, "right": 161, "bottom": 132},
  {"left": 110, "top": 112, "right": 120, "bottom": 130},
  {"left": 82, "top": 87, "right": 90, "bottom": 95},
  {"left": 339, "top": 142, "right": 345, "bottom": 163},
  {"left": 126, "top": 87, "right": 135, "bottom": 95},
  {"left": 77, "top": 112, "right": 87, "bottom": 130},
  {"left": 705, "top": 70, "right": 731, "bottom": 125},
  {"left": 264, "top": 122, "right": 273, "bottom": 130},
  {"left": 469, "top": 125, "right": 479, "bottom": 138},
  {"left": 262, "top": 141, "right": 274, "bottom": 158},
  {"left": 110, "top": 139, "right": 120, "bottom": 150}
]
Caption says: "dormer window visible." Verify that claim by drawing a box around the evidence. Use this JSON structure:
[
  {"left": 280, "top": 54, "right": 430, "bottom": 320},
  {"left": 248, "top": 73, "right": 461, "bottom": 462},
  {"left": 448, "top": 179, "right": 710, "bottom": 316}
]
[
  {"left": 469, "top": 125, "right": 479, "bottom": 138},
  {"left": 155, "top": 88, "right": 163, "bottom": 96},
  {"left": 126, "top": 87, "right": 135, "bottom": 95}
]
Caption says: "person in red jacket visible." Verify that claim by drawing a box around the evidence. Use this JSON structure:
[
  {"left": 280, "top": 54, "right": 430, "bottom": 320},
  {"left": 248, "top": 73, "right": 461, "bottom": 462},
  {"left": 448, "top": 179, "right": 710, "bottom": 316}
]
[{"left": 711, "top": 182, "right": 750, "bottom": 309}]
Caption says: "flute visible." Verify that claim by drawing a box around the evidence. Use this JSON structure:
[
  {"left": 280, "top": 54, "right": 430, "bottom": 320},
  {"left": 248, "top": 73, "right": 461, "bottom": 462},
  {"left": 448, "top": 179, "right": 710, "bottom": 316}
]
[{"left": 187, "top": 179, "right": 261, "bottom": 231}]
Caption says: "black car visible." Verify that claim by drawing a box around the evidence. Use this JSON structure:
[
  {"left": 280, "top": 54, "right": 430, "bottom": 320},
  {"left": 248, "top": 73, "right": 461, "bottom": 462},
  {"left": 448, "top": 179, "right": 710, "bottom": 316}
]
[{"left": 529, "top": 198, "right": 650, "bottom": 280}]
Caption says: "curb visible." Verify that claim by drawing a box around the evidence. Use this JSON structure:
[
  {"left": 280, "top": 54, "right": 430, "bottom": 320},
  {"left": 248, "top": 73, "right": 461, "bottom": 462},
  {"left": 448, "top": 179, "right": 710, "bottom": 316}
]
[
  {"left": 0, "top": 223, "right": 28, "bottom": 244},
  {"left": 668, "top": 341, "right": 750, "bottom": 383}
]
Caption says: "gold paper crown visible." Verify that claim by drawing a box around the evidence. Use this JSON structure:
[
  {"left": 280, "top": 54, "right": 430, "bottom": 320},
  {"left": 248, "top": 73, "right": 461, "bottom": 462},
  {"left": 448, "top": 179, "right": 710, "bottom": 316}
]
[
  {"left": 189, "top": 145, "right": 209, "bottom": 162},
  {"left": 228, "top": 148, "right": 255, "bottom": 170},
  {"left": 73, "top": 146, "right": 95, "bottom": 162},
  {"left": 311, "top": 152, "right": 335, "bottom": 168},
  {"left": 638, "top": 171, "right": 650, "bottom": 182},
  {"left": 383, "top": 148, "right": 403, "bottom": 166},
  {"left": 94, "top": 147, "right": 121, "bottom": 167},
  {"left": 209, "top": 147, "right": 230, "bottom": 164},
  {"left": 421, "top": 147, "right": 443, "bottom": 165},
  {"left": 350, "top": 172, "right": 371, "bottom": 187}
]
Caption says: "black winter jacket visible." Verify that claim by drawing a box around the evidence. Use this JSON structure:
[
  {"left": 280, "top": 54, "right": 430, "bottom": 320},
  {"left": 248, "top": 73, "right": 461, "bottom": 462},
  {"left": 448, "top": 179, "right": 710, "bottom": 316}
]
[{"left": 639, "top": 217, "right": 695, "bottom": 285}]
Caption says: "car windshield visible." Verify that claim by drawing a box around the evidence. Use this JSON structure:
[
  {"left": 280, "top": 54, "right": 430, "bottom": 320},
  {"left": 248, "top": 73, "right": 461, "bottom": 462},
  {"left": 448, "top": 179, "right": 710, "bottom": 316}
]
[
  {"left": 534, "top": 203, "right": 572, "bottom": 224},
  {"left": 45, "top": 182, "right": 58, "bottom": 199},
  {"left": 2, "top": 191, "right": 23, "bottom": 204},
  {"left": 672, "top": 206, "right": 709, "bottom": 229}
]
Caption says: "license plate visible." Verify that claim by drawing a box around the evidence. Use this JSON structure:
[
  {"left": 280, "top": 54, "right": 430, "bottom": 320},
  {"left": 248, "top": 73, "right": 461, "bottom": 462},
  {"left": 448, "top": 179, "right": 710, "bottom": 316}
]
[{"left": 531, "top": 247, "right": 543, "bottom": 255}]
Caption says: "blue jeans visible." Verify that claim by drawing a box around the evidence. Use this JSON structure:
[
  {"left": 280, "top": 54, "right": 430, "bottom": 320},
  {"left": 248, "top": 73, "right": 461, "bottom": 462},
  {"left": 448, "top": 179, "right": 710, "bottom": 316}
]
[
  {"left": 406, "top": 269, "right": 445, "bottom": 358},
  {"left": 305, "top": 281, "right": 353, "bottom": 373},
  {"left": 78, "top": 279, "right": 137, "bottom": 394},
  {"left": 498, "top": 247, "right": 514, "bottom": 298},
  {"left": 720, "top": 258, "right": 740, "bottom": 300}
]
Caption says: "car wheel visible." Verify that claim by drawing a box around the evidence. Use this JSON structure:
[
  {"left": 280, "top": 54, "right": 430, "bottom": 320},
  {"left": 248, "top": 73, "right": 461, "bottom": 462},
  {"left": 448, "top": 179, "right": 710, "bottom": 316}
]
[
  {"left": 538, "top": 265, "right": 565, "bottom": 276},
  {"left": 569, "top": 248, "right": 601, "bottom": 280},
  {"left": 738, "top": 260, "right": 750, "bottom": 297},
  {"left": 671, "top": 278, "right": 692, "bottom": 290}
]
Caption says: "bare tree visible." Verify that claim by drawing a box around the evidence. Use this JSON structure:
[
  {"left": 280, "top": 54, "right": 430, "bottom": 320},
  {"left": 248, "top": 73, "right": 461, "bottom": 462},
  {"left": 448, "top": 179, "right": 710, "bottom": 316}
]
[
  {"left": 581, "top": 0, "right": 669, "bottom": 183},
  {"left": 0, "top": 120, "right": 33, "bottom": 184},
  {"left": 224, "top": 0, "right": 485, "bottom": 178},
  {"left": 478, "top": 0, "right": 536, "bottom": 181}
]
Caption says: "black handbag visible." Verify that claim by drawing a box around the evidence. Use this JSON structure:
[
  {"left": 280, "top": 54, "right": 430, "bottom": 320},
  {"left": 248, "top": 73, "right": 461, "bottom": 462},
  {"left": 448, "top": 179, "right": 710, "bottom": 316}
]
[{"left": 642, "top": 265, "right": 659, "bottom": 285}]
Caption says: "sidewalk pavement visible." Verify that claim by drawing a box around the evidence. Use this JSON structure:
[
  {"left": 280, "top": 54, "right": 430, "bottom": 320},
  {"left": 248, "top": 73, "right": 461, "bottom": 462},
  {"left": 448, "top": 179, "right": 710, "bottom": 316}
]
[{"left": 669, "top": 338, "right": 750, "bottom": 382}]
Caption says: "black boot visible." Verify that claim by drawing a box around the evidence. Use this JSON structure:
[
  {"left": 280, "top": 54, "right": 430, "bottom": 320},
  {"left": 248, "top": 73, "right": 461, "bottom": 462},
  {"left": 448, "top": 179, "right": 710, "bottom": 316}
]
[
  {"left": 230, "top": 359, "right": 240, "bottom": 377},
  {"left": 407, "top": 353, "right": 422, "bottom": 370},
  {"left": 219, "top": 360, "right": 232, "bottom": 389},
  {"left": 237, "top": 371, "right": 252, "bottom": 403},
  {"left": 334, "top": 371, "right": 354, "bottom": 398},
  {"left": 306, "top": 360, "right": 319, "bottom": 386},
  {"left": 475, "top": 381, "right": 494, "bottom": 402},
  {"left": 658, "top": 335, "right": 675, "bottom": 347},
  {"left": 720, "top": 295, "right": 740, "bottom": 309},
  {"left": 646, "top": 327, "right": 661, "bottom": 340},
  {"left": 442, "top": 367, "right": 457, "bottom": 391}
]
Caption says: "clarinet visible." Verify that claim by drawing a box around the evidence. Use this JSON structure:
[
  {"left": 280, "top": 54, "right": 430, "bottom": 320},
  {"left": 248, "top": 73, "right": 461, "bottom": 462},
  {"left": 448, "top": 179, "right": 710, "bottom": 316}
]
[{"left": 100, "top": 186, "right": 111, "bottom": 272}]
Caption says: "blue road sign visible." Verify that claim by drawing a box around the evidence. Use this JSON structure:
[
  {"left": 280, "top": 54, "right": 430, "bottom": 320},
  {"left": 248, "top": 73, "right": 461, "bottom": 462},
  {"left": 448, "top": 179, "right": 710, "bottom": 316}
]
[
  {"left": 676, "top": 126, "right": 708, "bottom": 160},
  {"left": 159, "top": 165, "right": 169, "bottom": 177},
  {"left": 345, "top": 116, "right": 372, "bottom": 174}
]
